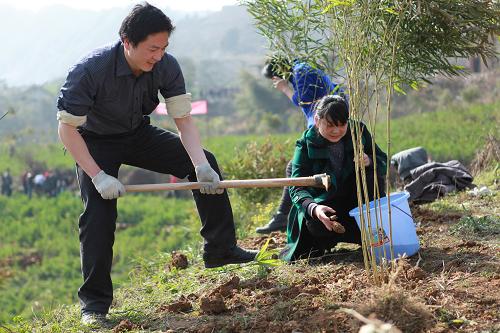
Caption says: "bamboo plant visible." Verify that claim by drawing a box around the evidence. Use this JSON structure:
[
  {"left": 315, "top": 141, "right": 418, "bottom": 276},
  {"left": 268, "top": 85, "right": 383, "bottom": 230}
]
[{"left": 243, "top": 0, "right": 500, "bottom": 281}]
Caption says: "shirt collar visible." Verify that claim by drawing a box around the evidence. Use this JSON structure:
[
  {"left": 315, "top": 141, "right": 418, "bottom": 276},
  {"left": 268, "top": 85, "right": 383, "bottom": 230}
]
[{"left": 116, "top": 42, "right": 133, "bottom": 77}]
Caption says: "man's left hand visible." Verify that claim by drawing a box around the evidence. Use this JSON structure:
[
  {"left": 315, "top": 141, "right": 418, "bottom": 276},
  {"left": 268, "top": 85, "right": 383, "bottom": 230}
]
[{"left": 195, "top": 162, "right": 223, "bottom": 194}]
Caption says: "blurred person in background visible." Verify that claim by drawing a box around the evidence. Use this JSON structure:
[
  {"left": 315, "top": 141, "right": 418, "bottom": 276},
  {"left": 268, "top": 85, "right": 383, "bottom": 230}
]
[
  {"left": 1, "top": 169, "right": 13, "bottom": 196},
  {"left": 22, "top": 171, "right": 34, "bottom": 199}
]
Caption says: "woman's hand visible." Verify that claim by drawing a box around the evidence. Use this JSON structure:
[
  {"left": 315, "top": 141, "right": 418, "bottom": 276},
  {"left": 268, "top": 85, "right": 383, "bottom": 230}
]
[
  {"left": 354, "top": 153, "right": 371, "bottom": 167},
  {"left": 313, "top": 205, "right": 345, "bottom": 233},
  {"left": 363, "top": 153, "right": 371, "bottom": 167}
]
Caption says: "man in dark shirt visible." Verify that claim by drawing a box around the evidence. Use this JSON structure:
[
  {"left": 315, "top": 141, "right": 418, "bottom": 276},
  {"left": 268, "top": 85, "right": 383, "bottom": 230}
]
[{"left": 57, "top": 3, "right": 256, "bottom": 325}]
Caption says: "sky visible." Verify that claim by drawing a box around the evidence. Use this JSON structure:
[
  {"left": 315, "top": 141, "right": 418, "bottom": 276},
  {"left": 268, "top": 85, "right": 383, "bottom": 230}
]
[{"left": 0, "top": 0, "right": 239, "bottom": 12}]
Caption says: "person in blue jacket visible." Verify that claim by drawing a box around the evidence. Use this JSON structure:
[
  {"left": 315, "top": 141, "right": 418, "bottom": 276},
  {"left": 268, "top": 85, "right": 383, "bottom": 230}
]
[{"left": 256, "top": 57, "right": 342, "bottom": 234}]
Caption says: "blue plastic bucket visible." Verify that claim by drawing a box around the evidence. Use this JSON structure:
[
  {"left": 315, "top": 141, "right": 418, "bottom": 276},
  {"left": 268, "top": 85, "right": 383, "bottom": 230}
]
[{"left": 348, "top": 191, "right": 419, "bottom": 262}]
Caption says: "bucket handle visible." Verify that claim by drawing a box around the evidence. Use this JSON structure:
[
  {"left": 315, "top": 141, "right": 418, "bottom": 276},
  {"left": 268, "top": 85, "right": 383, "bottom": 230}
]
[{"left": 390, "top": 204, "right": 417, "bottom": 226}]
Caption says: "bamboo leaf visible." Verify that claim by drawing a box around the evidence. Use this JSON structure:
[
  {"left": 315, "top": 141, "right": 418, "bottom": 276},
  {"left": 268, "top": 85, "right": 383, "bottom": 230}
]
[
  {"left": 393, "top": 83, "right": 406, "bottom": 95},
  {"left": 384, "top": 8, "right": 397, "bottom": 15},
  {"left": 255, "top": 238, "right": 271, "bottom": 261},
  {"left": 409, "top": 81, "right": 420, "bottom": 91}
]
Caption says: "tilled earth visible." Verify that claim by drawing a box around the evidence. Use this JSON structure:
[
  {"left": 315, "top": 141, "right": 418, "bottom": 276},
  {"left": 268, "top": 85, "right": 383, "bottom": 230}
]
[{"left": 116, "top": 193, "right": 499, "bottom": 333}]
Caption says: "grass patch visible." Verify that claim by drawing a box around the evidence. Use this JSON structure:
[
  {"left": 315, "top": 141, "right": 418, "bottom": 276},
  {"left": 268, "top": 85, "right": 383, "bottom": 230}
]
[
  {"left": 426, "top": 198, "right": 464, "bottom": 215},
  {"left": 356, "top": 289, "right": 434, "bottom": 333},
  {"left": 449, "top": 215, "right": 500, "bottom": 238},
  {"left": 472, "top": 164, "right": 499, "bottom": 187},
  {"left": 375, "top": 102, "right": 500, "bottom": 165}
]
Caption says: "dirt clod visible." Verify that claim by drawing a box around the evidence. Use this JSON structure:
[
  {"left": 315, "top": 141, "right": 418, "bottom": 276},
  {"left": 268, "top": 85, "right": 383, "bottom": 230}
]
[
  {"left": 210, "top": 275, "right": 240, "bottom": 297},
  {"left": 112, "top": 319, "right": 136, "bottom": 333},
  {"left": 170, "top": 252, "right": 189, "bottom": 270},
  {"left": 200, "top": 293, "right": 227, "bottom": 314},
  {"left": 161, "top": 296, "right": 193, "bottom": 313},
  {"left": 332, "top": 221, "right": 346, "bottom": 234},
  {"left": 407, "top": 267, "right": 427, "bottom": 281}
]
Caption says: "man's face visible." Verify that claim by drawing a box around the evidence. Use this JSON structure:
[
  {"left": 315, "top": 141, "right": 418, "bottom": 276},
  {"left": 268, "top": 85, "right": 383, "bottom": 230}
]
[{"left": 123, "top": 31, "right": 169, "bottom": 75}]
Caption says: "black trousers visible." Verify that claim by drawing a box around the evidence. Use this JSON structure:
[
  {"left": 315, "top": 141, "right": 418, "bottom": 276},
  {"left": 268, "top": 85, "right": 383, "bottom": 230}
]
[
  {"left": 303, "top": 170, "right": 386, "bottom": 254},
  {"left": 76, "top": 123, "right": 236, "bottom": 314}
]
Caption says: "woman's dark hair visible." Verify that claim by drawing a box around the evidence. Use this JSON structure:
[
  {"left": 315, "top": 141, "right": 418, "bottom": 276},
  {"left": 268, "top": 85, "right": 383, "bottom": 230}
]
[
  {"left": 261, "top": 56, "right": 292, "bottom": 80},
  {"left": 119, "top": 2, "right": 175, "bottom": 46},
  {"left": 314, "top": 95, "right": 349, "bottom": 126}
]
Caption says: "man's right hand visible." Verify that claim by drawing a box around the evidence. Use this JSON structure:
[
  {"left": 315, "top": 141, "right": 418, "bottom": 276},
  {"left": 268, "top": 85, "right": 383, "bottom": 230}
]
[{"left": 91, "top": 170, "right": 126, "bottom": 200}]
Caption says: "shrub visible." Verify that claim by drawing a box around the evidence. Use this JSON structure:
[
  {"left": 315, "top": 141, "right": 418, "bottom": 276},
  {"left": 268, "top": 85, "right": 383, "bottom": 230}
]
[
  {"left": 224, "top": 137, "right": 292, "bottom": 204},
  {"left": 461, "top": 86, "right": 481, "bottom": 104}
]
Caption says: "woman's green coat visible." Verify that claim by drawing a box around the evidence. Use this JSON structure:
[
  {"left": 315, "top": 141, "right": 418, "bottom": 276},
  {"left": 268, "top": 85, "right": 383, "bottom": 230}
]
[{"left": 283, "top": 121, "right": 387, "bottom": 261}]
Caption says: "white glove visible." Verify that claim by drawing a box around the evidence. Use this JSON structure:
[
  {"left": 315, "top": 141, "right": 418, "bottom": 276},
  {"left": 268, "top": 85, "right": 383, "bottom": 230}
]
[
  {"left": 195, "top": 162, "right": 223, "bottom": 195},
  {"left": 91, "top": 170, "right": 126, "bottom": 200}
]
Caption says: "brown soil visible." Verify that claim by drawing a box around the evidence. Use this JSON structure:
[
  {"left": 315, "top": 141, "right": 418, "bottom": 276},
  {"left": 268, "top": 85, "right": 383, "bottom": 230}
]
[
  {"left": 112, "top": 319, "right": 137, "bottom": 332},
  {"left": 157, "top": 296, "right": 193, "bottom": 314},
  {"left": 144, "top": 193, "right": 499, "bottom": 332},
  {"left": 199, "top": 293, "right": 227, "bottom": 314},
  {"left": 169, "top": 252, "right": 189, "bottom": 270}
]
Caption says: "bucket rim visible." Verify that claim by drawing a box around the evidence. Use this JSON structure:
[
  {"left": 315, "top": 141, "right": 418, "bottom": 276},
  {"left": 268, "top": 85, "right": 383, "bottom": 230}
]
[{"left": 348, "top": 191, "right": 410, "bottom": 217}]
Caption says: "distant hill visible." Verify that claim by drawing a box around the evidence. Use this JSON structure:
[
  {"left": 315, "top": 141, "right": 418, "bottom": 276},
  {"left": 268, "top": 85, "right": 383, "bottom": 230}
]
[
  {"left": 0, "top": 4, "right": 270, "bottom": 142},
  {"left": 0, "top": 4, "right": 267, "bottom": 87}
]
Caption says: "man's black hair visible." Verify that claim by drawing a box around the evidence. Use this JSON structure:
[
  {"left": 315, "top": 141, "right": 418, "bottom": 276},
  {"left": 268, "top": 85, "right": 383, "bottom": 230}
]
[
  {"left": 119, "top": 2, "right": 175, "bottom": 46},
  {"left": 314, "top": 95, "right": 349, "bottom": 126}
]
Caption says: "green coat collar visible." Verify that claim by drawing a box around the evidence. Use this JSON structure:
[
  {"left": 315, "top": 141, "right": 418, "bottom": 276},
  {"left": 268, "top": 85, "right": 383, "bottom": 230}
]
[{"left": 301, "top": 123, "right": 361, "bottom": 186}]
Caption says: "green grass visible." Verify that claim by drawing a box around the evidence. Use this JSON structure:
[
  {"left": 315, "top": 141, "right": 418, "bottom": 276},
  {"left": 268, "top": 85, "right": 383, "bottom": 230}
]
[
  {"left": 374, "top": 102, "right": 500, "bottom": 165},
  {"left": 473, "top": 163, "right": 499, "bottom": 186},
  {"left": 449, "top": 215, "right": 500, "bottom": 238},
  {"left": 0, "top": 193, "right": 200, "bottom": 324},
  {"left": 0, "top": 101, "right": 498, "bottom": 329}
]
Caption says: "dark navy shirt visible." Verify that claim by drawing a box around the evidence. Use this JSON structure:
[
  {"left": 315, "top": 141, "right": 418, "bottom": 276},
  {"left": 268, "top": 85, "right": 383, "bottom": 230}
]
[{"left": 57, "top": 41, "right": 186, "bottom": 135}]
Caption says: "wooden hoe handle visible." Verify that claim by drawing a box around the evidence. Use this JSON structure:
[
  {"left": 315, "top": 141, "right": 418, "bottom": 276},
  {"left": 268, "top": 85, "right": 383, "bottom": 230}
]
[{"left": 124, "top": 173, "right": 330, "bottom": 193}]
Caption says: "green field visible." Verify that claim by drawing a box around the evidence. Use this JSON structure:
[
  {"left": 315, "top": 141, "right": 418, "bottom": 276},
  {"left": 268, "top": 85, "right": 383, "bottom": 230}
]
[
  {"left": 375, "top": 102, "right": 499, "bottom": 164},
  {"left": 1, "top": 102, "right": 497, "bottom": 179},
  {"left": 0, "top": 193, "right": 200, "bottom": 323},
  {"left": 0, "top": 101, "right": 498, "bottom": 324}
]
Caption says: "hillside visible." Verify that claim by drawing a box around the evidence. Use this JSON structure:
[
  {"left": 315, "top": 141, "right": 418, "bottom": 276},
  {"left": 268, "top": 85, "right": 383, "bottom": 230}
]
[
  {"left": 0, "top": 5, "right": 265, "bottom": 87},
  {"left": 1, "top": 100, "right": 497, "bottom": 179},
  {"left": 0, "top": 110, "right": 498, "bottom": 331}
]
